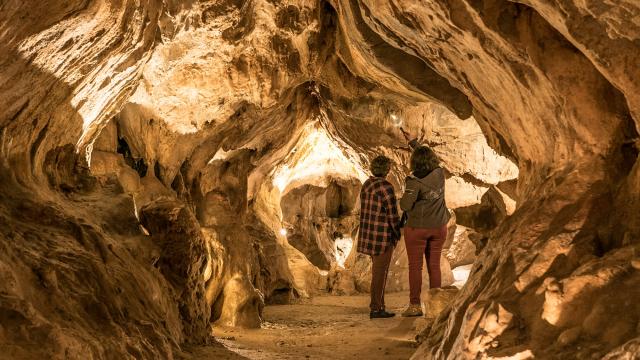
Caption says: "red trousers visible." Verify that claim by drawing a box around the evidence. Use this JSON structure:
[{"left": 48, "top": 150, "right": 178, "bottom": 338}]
[{"left": 404, "top": 226, "right": 447, "bottom": 305}]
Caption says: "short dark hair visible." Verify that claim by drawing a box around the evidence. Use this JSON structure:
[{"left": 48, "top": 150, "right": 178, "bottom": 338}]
[
  {"left": 410, "top": 146, "right": 440, "bottom": 173},
  {"left": 370, "top": 155, "right": 392, "bottom": 177}
]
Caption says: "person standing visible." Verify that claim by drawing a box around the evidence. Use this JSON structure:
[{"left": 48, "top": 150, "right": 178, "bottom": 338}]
[
  {"left": 356, "top": 155, "right": 402, "bottom": 319},
  {"left": 399, "top": 134, "right": 451, "bottom": 317}
]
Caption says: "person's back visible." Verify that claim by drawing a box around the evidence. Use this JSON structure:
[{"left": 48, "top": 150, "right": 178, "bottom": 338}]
[
  {"left": 401, "top": 167, "right": 450, "bottom": 229},
  {"left": 399, "top": 144, "right": 450, "bottom": 317},
  {"left": 357, "top": 176, "right": 400, "bottom": 255},
  {"left": 356, "top": 155, "right": 401, "bottom": 319}
]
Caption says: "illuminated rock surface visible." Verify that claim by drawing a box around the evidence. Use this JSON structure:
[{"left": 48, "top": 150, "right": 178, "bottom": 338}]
[{"left": 0, "top": 0, "right": 638, "bottom": 359}]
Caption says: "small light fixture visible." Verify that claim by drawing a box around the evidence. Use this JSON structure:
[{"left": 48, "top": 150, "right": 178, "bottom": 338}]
[
  {"left": 390, "top": 113, "right": 403, "bottom": 127},
  {"left": 279, "top": 228, "right": 288, "bottom": 236}
]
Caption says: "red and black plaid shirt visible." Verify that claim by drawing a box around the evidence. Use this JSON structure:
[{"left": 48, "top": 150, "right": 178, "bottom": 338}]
[{"left": 356, "top": 177, "right": 402, "bottom": 256}]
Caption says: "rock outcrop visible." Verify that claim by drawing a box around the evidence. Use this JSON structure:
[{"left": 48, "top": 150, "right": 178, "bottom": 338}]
[
  {"left": 138, "top": 199, "right": 210, "bottom": 341},
  {"left": 280, "top": 179, "right": 360, "bottom": 270}
]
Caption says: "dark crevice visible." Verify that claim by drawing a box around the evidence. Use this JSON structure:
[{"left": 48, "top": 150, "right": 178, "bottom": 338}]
[
  {"left": 116, "top": 137, "right": 148, "bottom": 177},
  {"left": 29, "top": 120, "right": 49, "bottom": 171}
]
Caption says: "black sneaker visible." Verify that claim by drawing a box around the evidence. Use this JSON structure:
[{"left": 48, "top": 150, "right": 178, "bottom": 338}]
[{"left": 370, "top": 310, "right": 396, "bottom": 319}]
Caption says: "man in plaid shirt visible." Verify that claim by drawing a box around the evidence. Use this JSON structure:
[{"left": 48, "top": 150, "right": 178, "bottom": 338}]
[{"left": 357, "top": 155, "right": 402, "bottom": 318}]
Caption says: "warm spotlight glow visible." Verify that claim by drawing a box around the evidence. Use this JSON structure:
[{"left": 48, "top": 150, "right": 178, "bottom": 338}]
[
  {"left": 452, "top": 264, "right": 472, "bottom": 288},
  {"left": 334, "top": 237, "right": 353, "bottom": 268},
  {"left": 390, "top": 113, "right": 403, "bottom": 127},
  {"left": 272, "top": 124, "right": 368, "bottom": 193},
  {"left": 279, "top": 228, "right": 288, "bottom": 236}
]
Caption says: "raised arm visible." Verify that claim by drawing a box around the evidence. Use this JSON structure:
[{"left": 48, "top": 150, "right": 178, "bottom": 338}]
[{"left": 400, "top": 127, "right": 421, "bottom": 149}]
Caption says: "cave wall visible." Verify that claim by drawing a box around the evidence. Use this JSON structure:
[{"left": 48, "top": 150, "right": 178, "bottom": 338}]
[
  {"left": 0, "top": 1, "right": 198, "bottom": 357},
  {"left": 0, "top": 161, "right": 185, "bottom": 358},
  {"left": 281, "top": 179, "right": 360, "bottom": 270}
]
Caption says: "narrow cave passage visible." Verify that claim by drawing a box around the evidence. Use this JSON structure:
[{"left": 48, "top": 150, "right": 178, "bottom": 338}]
[
  {"left": 86, "top": 87, "right": 519, "bottom": 359},
  {"left": 183, "top": 107, "right": 520, "bottom": 359},
  {"left": 1, "top": 1, "right": 639, "bottom": 360}
]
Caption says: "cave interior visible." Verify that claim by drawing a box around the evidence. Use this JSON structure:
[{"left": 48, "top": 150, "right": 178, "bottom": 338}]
[{"left": 0, "top": 0, "right": 639, "bottom": 359}]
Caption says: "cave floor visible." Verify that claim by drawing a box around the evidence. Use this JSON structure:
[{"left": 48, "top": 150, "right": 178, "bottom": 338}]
[{"left": 184, "top": 292, "right": 423, "bottom": 360}]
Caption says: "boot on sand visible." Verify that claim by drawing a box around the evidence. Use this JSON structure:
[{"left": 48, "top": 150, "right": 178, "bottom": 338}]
[
  {"left": 401, "top": 304, "right": 423, "bottom": 317},
  {"left": 370, "top": 310, "right": 396, "bottom": 319}
]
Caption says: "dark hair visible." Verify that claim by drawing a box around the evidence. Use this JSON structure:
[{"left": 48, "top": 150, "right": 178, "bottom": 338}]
[
  {"left": 370, "top": 155, "right": 392, "bottom": 177},
  {"left": 410, "top": 146, "right": 440, "bottom": 174}
]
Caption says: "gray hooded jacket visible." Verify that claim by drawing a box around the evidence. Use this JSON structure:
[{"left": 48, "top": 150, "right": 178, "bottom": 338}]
[{"left": 400, "top": 168, "right": 451, "bottom": 228}]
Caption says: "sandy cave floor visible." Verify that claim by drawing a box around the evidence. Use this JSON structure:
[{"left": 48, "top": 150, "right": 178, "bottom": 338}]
[{"left": 183, "top": 292, "right": 426, "bottom": 360}]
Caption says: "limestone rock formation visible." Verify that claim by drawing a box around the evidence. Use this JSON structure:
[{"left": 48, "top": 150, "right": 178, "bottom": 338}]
[
  {"left": 138, "top": 198, "right": 211, "bottom": 341},
  {"left": 280, "top": 179, "right": 360, "bottom": 270},
  {"left": 446, "top": 226, "right": 477, "bottom": 269},
  {"left": 454, "top": 186, "right": 510, "bottom": 234},
  {"left": 414, "top": 287, "right": 461, "bottom": 345},
  {"left": 1, "top": 0, "right": 639, "bottom": 359}
]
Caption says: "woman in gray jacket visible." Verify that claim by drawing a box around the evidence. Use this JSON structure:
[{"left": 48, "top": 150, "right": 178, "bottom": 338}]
[{"left": 399, "top": 140, "right": 451, "bottom": 317}]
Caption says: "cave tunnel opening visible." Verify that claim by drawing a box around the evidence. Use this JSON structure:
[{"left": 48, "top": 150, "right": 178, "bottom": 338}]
[
  {"left": 280, "top": 178, "right": 360, "bottom": 270},
  {"left": 266, "top": 108, "right": 519, "bottom": 294},
  {"left": 270, "top": 122, "right": 367, "bottom": 273},
  {"left": 82, "top": 85, "right": 522, "bottom": 357},
  {"left": 95, "top": 92, "right": 520, "bottom": 324}
]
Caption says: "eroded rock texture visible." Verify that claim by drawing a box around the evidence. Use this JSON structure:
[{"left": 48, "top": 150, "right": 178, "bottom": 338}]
[
  {"left": 281, "top": 179, "right": 359, "bottom": 270},
  {"left": 1, "top": 0, "right": 639, "bottom": 359}
]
